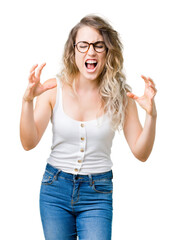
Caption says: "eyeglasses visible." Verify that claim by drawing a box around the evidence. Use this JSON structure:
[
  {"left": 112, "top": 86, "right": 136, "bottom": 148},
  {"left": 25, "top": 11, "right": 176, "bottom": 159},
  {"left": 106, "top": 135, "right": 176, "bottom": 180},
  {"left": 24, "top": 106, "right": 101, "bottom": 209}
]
[{"left": 74, "top": 41, "right": 107, "bottom": 53}]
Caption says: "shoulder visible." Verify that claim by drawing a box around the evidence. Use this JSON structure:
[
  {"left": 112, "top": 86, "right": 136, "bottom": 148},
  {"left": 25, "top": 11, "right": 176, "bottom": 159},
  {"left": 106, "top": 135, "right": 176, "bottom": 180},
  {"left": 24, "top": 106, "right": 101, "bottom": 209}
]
[
  {"left": 123, "top": 97, "right": 142, "bottom": 136},
  {"left": 124, "top": 97, "right": 139, "bottom": 124},
  {"left": 125, "top": 96, "right": 137, "bottom": 112},
  {"left": 44, "top": 78, "right": 57, "bottom": 85},
  {"left": 45, "top": 78, "right": 58, "bottom": 110}
]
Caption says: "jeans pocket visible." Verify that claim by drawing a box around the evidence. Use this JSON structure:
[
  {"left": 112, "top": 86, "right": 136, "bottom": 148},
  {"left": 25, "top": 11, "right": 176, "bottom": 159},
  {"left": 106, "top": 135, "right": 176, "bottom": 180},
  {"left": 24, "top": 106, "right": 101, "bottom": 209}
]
[
  {"left": 92, "top": 179, "right": 113, "bottom": 194},
  {"left": 41, "top": 170, "right": 57, "bottom": 185}
]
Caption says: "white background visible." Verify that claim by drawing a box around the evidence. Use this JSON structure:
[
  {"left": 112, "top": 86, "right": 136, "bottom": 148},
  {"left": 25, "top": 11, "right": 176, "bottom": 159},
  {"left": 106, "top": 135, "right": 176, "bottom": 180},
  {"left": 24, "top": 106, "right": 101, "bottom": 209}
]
[{"left": 0, "top": 0, "right": 177, "bottom": 239}]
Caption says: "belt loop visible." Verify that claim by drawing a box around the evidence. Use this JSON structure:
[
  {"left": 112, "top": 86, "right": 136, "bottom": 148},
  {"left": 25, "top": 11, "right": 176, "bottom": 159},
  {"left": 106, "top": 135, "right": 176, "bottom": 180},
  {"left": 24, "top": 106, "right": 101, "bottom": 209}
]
[
  {"left": 55, "top": 170, "right": 61, "bottom": 180},
  {"left": 89, "top": 174, "right": 93, "bottom": 186}
]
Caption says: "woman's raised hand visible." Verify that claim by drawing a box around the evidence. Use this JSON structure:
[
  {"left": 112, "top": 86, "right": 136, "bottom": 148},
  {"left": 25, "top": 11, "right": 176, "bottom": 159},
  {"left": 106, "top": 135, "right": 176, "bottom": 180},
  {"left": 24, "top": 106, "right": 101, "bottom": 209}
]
[
  {"left": 127, "top": 75, "right": 157, "bottom": 117},
  {"left": 23, "top": 63, "right": 57, "bottom": 102}
]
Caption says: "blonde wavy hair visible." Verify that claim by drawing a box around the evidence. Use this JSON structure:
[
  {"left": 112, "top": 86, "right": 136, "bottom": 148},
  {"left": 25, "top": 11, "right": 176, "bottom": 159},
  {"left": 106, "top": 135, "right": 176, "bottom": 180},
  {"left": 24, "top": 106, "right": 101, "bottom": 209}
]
[{"left": 59, "top": 14, "right": 131, "bottom": 131}]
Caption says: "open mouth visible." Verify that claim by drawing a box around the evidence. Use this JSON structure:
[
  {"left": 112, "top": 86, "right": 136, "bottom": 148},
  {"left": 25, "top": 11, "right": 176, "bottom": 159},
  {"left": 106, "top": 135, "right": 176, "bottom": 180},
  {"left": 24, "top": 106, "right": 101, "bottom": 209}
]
[{"left": 85, "top": 60, "right": 98, "bottom": 70}]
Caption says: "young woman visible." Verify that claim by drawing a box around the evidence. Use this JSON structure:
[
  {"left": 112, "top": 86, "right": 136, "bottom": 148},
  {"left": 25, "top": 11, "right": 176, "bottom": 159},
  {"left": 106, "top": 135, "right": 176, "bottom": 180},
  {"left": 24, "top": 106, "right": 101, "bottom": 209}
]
[{"left": 20, "top": 15, "right": 157, "bottom": 240}]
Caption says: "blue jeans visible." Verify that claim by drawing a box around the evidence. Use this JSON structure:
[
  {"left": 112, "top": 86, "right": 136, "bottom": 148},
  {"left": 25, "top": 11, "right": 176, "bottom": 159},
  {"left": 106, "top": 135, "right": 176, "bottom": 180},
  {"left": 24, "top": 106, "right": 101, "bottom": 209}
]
[{"left": 40, "top": 163, "right": 113, "bottom": 240}]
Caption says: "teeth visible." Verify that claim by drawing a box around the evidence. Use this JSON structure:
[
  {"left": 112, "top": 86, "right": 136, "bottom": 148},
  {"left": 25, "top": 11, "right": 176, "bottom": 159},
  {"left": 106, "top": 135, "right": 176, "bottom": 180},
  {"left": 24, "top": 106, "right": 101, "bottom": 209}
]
[{"left": 86, "top": 60, "right": 97, "bottom": 64}]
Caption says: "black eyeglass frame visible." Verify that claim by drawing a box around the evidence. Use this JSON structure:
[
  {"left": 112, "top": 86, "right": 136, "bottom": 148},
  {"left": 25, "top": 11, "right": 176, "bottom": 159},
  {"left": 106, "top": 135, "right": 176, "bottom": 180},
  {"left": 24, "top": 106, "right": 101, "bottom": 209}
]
[{"left": 74, "top": 41, "right": 107, "bottom": 53}]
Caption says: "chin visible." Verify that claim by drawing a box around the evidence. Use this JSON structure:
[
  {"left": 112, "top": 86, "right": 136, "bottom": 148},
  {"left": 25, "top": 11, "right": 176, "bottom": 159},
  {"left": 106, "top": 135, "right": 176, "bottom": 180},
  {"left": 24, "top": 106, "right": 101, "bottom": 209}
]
[
  {"left": 83, "top": 73, "right": 101, "bottom": 82},
  {"left": 83, "top": 68, "right": 104, "bottom": 82}
]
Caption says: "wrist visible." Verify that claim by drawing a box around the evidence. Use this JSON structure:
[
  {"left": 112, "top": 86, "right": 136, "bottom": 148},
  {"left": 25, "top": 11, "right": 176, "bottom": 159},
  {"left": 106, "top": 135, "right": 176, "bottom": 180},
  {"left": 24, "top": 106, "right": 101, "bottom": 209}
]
[
  {"left": 23, "top": 96, "right": 34, "bottom": 103},
  {"left": 146, "top": 112, "right": 157, "bottom": 120},
  {"left": 146, "top": 101, "right": 157, "bottom": 118},
  {"left": 146, "top": 109, "right": 157, "bottom": 119}
]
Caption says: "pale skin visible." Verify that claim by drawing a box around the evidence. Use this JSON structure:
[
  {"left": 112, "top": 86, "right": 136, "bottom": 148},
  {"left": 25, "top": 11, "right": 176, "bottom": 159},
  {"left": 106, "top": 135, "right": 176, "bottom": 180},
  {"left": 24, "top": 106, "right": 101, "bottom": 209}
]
[{"left": 20, "top": 26, "right": 157, "bottom": 162}]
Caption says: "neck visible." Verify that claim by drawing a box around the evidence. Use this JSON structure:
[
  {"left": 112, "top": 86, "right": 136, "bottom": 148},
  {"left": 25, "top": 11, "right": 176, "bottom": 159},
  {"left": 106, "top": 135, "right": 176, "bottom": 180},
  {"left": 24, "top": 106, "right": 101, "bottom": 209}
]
[{"left": 76, "top": 74, "right": 100, "bottom": 93}]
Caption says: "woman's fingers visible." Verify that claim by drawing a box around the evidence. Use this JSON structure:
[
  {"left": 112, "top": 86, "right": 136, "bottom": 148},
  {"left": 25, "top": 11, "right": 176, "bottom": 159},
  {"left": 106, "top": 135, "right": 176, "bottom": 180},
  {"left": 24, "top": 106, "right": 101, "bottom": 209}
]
[
  {"left": 28, "top": 63, "right": 46, "bottom": 81},
  {"left": 28, "top": 64, "right": 38, "bottom": 83},
  {"left": 141, "top": 75, "right": 155, "bottom": 87},
  {"left": 127, "top": 76, "right": 157, "bottom": 101},
  {"left": 148, "top": 78, "right": 155, "bottom": 86},
  {"left": 141, "top": 75, "right": 157, "bottom": 95},
  {"left": 127, "top": 92, "right": 139, "bottom": 100},
  {"left": 36, "top": 63, "right": 46, "bottom": 79},
  {"left": 28, "top": 70, "right": 36, "bottom": 82},
  {"left": 148, "top": 86, "right": 157, "bottom": 98},
  {"left": 30, "top": 64, "right": 38, "bottom": 73},
  {"left": 25, "top": 63, "right": 53, "bottom": 101}
]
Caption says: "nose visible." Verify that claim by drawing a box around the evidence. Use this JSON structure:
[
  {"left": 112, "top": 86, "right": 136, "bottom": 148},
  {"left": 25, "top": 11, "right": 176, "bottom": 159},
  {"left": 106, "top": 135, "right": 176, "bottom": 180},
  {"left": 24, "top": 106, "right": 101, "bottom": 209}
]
[{"left": 87, "top": 44, "right": 96, "bottom": 55}]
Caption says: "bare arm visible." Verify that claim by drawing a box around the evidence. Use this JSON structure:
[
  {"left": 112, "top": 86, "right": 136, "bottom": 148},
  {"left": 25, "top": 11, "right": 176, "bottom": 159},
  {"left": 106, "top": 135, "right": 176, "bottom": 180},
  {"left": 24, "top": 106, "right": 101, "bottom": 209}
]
[
  {"left": 123, "top": 75, "right": 157, "bottom": 162},
  {"left": 20, "top": 63, "right": 57, "bottom": 150}
]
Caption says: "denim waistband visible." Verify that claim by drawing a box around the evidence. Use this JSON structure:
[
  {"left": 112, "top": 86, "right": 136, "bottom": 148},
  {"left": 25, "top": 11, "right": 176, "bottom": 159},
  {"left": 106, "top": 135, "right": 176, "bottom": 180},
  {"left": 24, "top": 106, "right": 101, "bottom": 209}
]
[{"left": 45, "top": 163, "right": 113, "bottom": 181}]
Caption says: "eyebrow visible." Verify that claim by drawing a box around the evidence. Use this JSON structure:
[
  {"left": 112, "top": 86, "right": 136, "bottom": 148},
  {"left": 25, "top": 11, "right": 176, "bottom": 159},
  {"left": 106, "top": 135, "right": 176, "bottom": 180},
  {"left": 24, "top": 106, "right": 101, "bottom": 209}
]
[{"left": 76, "top": 40, "right": 105, "bottom": 44}]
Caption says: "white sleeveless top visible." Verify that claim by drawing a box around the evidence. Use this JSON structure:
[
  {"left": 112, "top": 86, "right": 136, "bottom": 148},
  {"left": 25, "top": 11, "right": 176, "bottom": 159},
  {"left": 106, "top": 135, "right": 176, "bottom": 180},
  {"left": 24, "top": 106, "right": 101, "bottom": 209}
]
[{"left": 47, "top": 76, "right": 116, "bottom": 175}]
